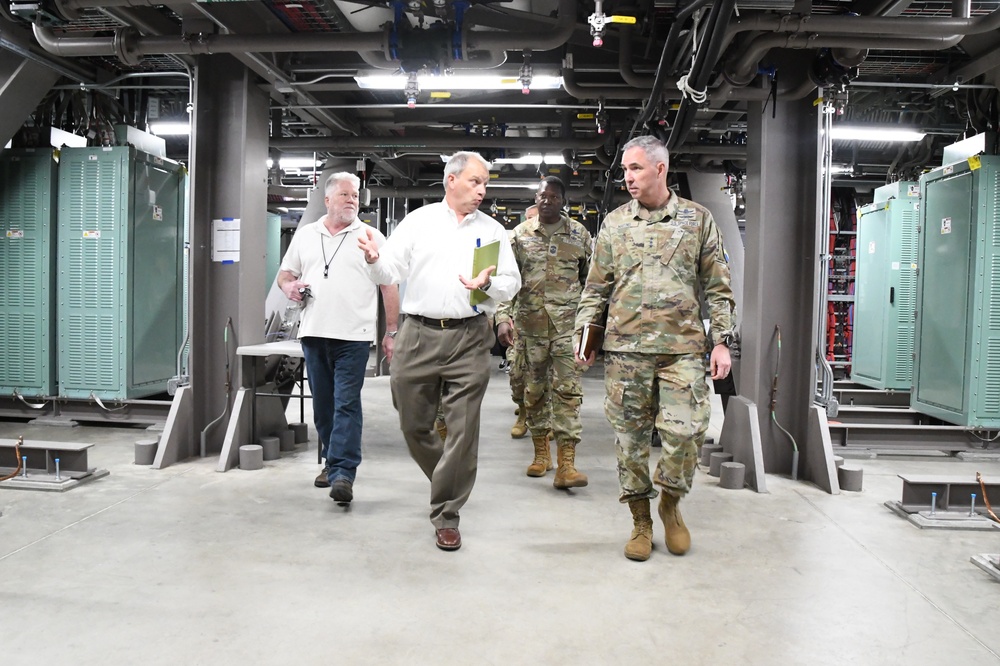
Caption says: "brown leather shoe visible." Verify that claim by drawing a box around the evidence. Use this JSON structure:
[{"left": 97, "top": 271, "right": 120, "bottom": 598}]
[
  {"left": 314, "top": 466, "right": 330, "bottom": 488},
  {"left": 435, "top": 527, "right": 462, "bottom": 551}
]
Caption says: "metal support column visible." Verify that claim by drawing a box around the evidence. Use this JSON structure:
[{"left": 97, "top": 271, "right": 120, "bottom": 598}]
[
  {"left": 165, "top": 55, "right": 269, "bottom": 463},
  {"left": 727, "top": 70, "right": 838, "bottom": 492}
]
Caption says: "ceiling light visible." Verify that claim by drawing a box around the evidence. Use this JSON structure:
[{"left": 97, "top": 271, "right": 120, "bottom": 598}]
[
  {"left": 830, "top": 127, "right": 925, "bottom": 142},
  {"left": 267, "top": 157, "right": 323, "bottom": 169},
  {"left": 355, "top": 72, "right": 563, "bottom": 91},
  {"left": 148, "top": 122, "right": 190, "bottom": 136},
  {"left": 493, "top": 154, "right": 566, "bottom": 166}
]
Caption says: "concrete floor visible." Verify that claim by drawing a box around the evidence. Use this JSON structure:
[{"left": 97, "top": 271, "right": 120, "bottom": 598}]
[{"left": 2, "top": 360, "right": 999, "bottom": 665}]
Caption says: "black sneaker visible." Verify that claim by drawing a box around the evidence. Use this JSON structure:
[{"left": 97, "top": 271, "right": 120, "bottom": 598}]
[
  {"left": 330, "top": 478, "right": 353, "bottom": 504},
  {"left": 314, "top": 466, "right": 331, "bottom": 488}
]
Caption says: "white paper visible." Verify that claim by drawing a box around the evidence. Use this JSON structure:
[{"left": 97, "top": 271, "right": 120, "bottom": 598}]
[{"left": 213, "top": 218, "right": 241, "bottom": 262}]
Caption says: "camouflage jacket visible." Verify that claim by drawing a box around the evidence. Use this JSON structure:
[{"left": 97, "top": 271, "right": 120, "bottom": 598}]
[
  {"left": 496, "top": 213, "right": 593, "bottom": 337},
  {"left": 575, "top": 195, "right": 735, "bottom": 354}
]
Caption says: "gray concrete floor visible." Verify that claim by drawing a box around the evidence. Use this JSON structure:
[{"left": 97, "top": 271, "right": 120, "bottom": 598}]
[{"left": 2, "top": 360, "right": 999, "bottom": 665}]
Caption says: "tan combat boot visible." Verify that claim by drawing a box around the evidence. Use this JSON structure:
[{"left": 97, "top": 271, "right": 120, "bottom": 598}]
[
  {"left": 625, "top": 499, "right": 654, "bottom": 561},
  {"left": 553, "top": 442, "right": 588, "bottom": 489},
  {"left": 526, "top": 434, "right": 553, "bottom": 477},
  {"left": 434, "top": 418, "right": 447, "bottom": 442},
  {"left": 510, "top": 403, "right": 528, "bottom": 438},
  {"left": 658, "top": 492, "right": 691, "bottom": 555}
]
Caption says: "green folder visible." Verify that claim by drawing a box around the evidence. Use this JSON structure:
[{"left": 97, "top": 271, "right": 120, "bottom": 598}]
[{"left": 470, "top": 239, "right": 501, "bottom": 306}]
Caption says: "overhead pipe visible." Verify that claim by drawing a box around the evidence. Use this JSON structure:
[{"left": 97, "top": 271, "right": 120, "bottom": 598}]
[
  {"left": 0, "top": 15, "right": 96, "bottom": 82},
  {"left": 269, "top": 133, "right": 608, "bottom": 152},
  {"left": 33, "top": 0, "right": 578, "bottom": 65},
  {"left": 724, "top": 3, "right": 1000, "bottom": 40},
  {"left": 725, "top": 32, "right": 964, "bottom": 86}
]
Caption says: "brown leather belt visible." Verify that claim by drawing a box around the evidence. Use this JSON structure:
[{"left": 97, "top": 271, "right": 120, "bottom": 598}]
[{"left": 409, "top": 314, "right": 482, "bottom": 329}]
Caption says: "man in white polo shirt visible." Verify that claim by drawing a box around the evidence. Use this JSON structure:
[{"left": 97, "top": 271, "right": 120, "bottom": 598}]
[{"left": 279, "top": 172, "right": 399, "bottom": 505}]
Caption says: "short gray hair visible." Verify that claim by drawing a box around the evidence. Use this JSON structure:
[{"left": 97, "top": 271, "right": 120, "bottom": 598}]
[
  {"left": 622, "top": 135, "right": 670, "bottom": 171},
  {"left": 442, "top": 151, "right": 492, "bottom": 187},
  {"left": 325, "top": 172, "right": 361, "bottom": 194}
]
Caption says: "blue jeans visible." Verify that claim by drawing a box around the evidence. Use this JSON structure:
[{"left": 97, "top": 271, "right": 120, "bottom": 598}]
[{"left": 300, "top": 337, "right": 370, "bottom": 484}]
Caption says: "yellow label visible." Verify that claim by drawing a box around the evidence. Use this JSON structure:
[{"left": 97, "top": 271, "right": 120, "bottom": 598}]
[
  {"left": 430, "top": 92, "right": 451, "bottom": 99},
  {"left": 969, "top": 155, "right": 982, "bottom": 170},
  {"left": 610, "top": 15, "right": 637, "bottom": 24},
  {"left": 577, "top": 113, "right": 595, "bottom": 120}
]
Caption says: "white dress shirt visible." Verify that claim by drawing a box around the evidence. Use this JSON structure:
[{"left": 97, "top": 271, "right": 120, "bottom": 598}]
[{"left": 367, "top": 201, "right": 520, "bottom": 318}]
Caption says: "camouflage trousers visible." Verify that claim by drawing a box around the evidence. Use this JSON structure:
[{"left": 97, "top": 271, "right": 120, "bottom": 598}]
[
  {"left": 604, "top": 351, "right": 710, "bottom": 502},
  {"left": 523, "top": 332, "right": 583, "bottom": 445},
  {"left": 507, "top": 332, "right": 526, "bottom": 405}
]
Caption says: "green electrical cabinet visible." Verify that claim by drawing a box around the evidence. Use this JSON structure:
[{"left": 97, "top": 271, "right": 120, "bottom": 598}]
[
  {"left": 57, "top": 146, "right": 185, "bottom": 400},
  {"left": 0, "top": 149, "right": 58, "bottom": 397},
  {"left": 851, "top": 181, "right": 919, "bottom": 390},
  {"left": 912, "top": 155, "right": 1000, "bottom": 427}
]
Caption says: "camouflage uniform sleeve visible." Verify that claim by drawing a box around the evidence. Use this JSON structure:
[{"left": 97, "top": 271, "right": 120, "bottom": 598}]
[
  {"left": 494, "top": 228, "right": 520, "bottom": 327},
  {"left": 698, "top": 210, "right": 736, "bottom": 342},
  {"left": 574, "top": 223, "right": 613, "bottom": 332},
  {"left": 578, "top": 226, "right": 594, "bottom": 287}
]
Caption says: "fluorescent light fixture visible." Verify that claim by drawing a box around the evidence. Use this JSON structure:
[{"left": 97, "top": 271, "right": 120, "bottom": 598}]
[
  {"left": 829, "top": 165, "right": 855, "bottom": 174},
  {"left": 493, "top": 154, "right": 566, "bottom": 166},
  {"left": 439, "top": 154, "right": 566, "bottom": 167},
  {"left": 148, "top": 122, "right": 190, "bottom": 136},
  {"left": 830, "top": 126, "right": 925, "bottom": 142},
  {"left": 267, "top": 157, "right": 323, "bottom": 169},
  {"left": 355, "top": 72, "right": 563, "bottom": 91}
]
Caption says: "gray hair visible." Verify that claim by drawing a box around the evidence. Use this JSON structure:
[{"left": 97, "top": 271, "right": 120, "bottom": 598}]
[
  {"left": 622, "top": 135, "right": 670, "bottom": 171},
  {"left": 442, "top": 151, "right": 492, "bottom": 187},
  {"left": 325, "top": 171, "right": 361, "bottom": 194}
]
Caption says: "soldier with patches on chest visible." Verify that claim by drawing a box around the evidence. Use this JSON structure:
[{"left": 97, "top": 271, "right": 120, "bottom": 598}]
[
  {"left": 575, "top": 135, "right": 735, "bottom": 562},
  {"left": 497, "top": 177, "right": 594, "bottom": 489}
]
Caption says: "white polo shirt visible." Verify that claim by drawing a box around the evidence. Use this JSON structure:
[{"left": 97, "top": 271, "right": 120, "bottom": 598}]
[{"left": 280, "top": 217, "right": 387, "bottom": 341}]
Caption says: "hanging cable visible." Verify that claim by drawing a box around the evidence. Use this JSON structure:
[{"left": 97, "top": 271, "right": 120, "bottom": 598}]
[
  {"left": 90, "top": 392, "right": 128, "bottom": 412},
  {"left": 12, "top": 389, "right": 48, "bottom": 410},
  {"left": 0, "top": 436, "right": 24, "bottom": 482},
  {"left": 976, "top": 472, "right": 1000, "bottom": 524},
  {"left": 200, "top": 317, "right": 236, "bottom": 458},
  {"left": 770, "top": 325, "right": 800, "bottom": 480}
]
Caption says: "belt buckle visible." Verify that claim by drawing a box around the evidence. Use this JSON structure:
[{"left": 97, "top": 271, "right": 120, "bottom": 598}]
[{"left": 438, "top": 318, "right": 447, "bottom": 329}]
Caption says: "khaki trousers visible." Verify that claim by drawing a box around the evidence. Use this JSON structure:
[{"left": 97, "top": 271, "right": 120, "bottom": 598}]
[{"left": 390, "top": 314, "right": 493, "bottom": 529}]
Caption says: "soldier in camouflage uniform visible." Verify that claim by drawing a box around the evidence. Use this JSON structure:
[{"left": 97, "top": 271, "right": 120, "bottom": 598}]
[
  {"left": 497, "top": 177, "right": 593, "bottom": 488},
  {"left": 506, "top": 205, "right": 535, "bottom": 439},
  {"left": 575, "top": 135, "right": 735, "bottom": 560}
]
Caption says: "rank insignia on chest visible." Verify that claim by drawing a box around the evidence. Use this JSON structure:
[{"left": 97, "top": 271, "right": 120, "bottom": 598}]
[{"left": 548, "top": 244, "right": 558, "bottom": 255}]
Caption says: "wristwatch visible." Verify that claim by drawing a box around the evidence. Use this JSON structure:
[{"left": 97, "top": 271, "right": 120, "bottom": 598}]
[
  {"left": 386, "top": 330, "right": 398, "bottom": 338},
  {"left": 481, "top": 278, "right": 492, "bottom": 292},
  {"left": 719, "top": 331, "right": 736, "bottom": 346}
]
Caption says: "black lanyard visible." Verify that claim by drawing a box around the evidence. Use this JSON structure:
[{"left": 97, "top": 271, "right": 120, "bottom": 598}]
[{"left": 321, "top": 233, "right": 348, "bottom": 279}]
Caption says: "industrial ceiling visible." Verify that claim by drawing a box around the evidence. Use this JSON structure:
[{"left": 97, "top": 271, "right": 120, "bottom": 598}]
[{"left": 3, "top": 0, "right": 1000, "bottom": 210}]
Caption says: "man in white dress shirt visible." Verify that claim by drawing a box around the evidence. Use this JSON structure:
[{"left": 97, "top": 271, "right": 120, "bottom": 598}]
[{"left": 358, "top": 151, "right": 520, "bottom": 551}]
